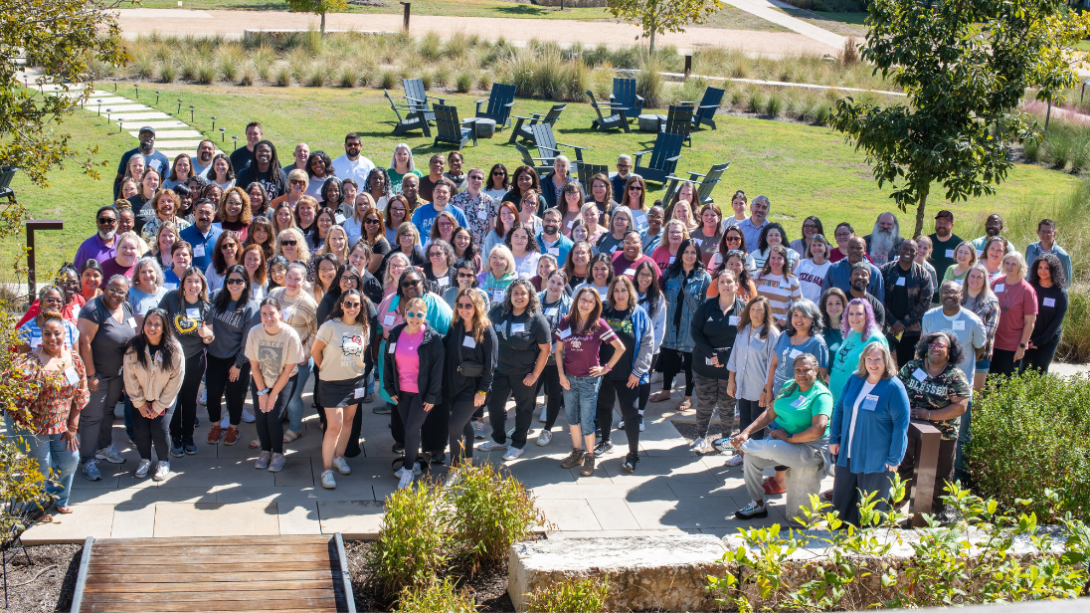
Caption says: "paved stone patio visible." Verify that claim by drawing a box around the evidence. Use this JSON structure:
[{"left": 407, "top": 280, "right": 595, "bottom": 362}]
[{"left": 21, "top": 376, "right": 831, "bottom": 543}]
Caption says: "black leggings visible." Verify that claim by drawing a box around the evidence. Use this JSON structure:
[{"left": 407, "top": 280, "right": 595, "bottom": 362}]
[
  {"left": 596, "top": 377, "right": 640, "bottom": 454},
  {"left": 661, "top": 348, "right": 694, "bottom": 396},
  {"left": 205, "top": 354, "right": 250, "bottom": 426},
  {"left": 540, "top": 364, "right": 563, "bottom": 430},
  {"left": 397, "top": 392, "right": 427, "bottom": 467},
  {"left": 737, "top": 398, "right": 766, "bottom": 440},
  {"left": 448, "top": 398, "right": 478, "bottom": 463},
  {"left": 392, "top": 398, "right": 449, "bottom": 454},
  {"left": 170, "top": 352, "right": 206, "bottom": 440},
  {"left": 133, "top": 402, "right": 176, "bottom": 462},
  {"left": 1021, "top": 334, "right": 1061, "bottom": 374},
  {"left": 255, "top": 375, "right": 296, "bottom": 454}
]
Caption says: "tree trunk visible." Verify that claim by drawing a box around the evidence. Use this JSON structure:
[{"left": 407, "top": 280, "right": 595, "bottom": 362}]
[
  {"left": 913, "top": 186, "right": 929, "bottom": 238},
  {"left": 320, "top": 11, "right": 327, "bottom": 35},
  {"left": 648, "top": 14, "right": 656, "bottom": 55}
]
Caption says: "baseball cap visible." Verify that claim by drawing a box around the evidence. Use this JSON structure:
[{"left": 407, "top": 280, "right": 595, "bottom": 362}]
[
  {"left": 934, "top": 210, "right": 954, "bottom": 221},
  {"left": 139, "top": 126, "right": 156, "bottom": 135}
]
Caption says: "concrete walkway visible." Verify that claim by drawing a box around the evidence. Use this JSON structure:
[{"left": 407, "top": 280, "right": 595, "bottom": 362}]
[
  {"left": 724, "top": 0, "right": 848, "bottom": 51},
  {"left": 111, "top": 8, "right": 839, "bottom": 56}
]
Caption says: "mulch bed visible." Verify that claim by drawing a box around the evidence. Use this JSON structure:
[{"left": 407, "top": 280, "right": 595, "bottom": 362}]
[{"left": 1, "top": 543, "right": 82, "bottom": 613}]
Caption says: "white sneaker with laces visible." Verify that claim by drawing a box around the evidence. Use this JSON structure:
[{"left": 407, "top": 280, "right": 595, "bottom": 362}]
[
  {"left": 502, "top": 446, "right": 524, "bottom": 461},
  {"left": 724, "top": 454, "right": 744, "bottom": 467},
  {"left": 538, "top": 409, "right": 547, "bottom": 423},
  {"left": 397, "top": 468, "right": 414, "bottom": 490},
  {"left": 198, "top": 389, "right": 207, "bottom": 405},
  {"left": 332, "top": 455, "right": 351, "bottom": 475},
  {"left": 478, "top": 440, "right": 507, "bottom": 452},
  {"left": 638, "top": 415, "right": 646, "bottom": 432},
  {"left": 536, "top": 430, "right": 552, "bottom": 446},
  {"left": 241, "top": 407, "right": 256, "bottom": 423},
  {"left": 320, "top": 470, "right": 337, "bottom": 489},
  {"left": 690, "top": 438, "right": 710, "bottom": 454},
  {"left": 153, "top": 461, "right": 170, "bottom": 481},
  {"left": 135, "top": 459, "right": 151, "bottom": 479}
]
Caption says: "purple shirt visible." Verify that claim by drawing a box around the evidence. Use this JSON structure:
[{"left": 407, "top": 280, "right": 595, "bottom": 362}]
[
  {"left": 73, "top": 234, "right": 117, "bottom": 273},
  {"left": 99, "top": 257, "right": 135, "bottom": 288}
]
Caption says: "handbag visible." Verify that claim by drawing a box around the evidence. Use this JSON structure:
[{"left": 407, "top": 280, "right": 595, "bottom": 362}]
[{"left": 456, "top": 329, "right": 484, "bottom": 378}]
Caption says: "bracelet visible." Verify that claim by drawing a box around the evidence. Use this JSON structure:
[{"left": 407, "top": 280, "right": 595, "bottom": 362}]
[{"left": 603, "top": 364, "right": 612, "bottom": 371}]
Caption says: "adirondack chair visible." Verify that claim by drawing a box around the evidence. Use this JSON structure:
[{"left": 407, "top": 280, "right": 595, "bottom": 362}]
[
  {"left": 680, "top": 86, "right": 725, "bottom": 131},
  {"left": 474, "top": 83, "right": 516, "bottom": 130},
  {"left": 659, "top": 104, "right": 695, "bottom": 147},
  {"left": 0, "top": 167, "right": 16, "bottom": 204},
  {"left": 515, "top": 145, "right": 553, "bottom": 177},
  {"left": 586, "top": 90, "right": 629, "bottom": 133},
  {"left": 514, "top": 123, "right": 587, "bottom": 176},
  {"left": 402, "top": 78, "right": 447, "bottom": 124},
  {"left": 662, "top": 161, "right": 731, "bottom": 205},
  {"left": 383, "top": 89, "right": 431, "bottom": 137},
  {"left": 632, "top": 133, "right": 685, "bottom": 185},
  {"left": 432, "top": 104, "right": 478, "bottom": 149},
  {"left": 508, "top": 103, "right": 567, "bottom": 145},
  {"left": 609, "top": 78, "right": 644, "bottom": 120},
  {"left": 576, "top": 162, "right": 608, "bottom": 187}
]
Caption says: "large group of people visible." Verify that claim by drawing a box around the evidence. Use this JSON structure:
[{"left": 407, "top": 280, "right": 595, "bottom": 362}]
[{"left": 11, "top": 125, "right": 1074, "bottom": 521}]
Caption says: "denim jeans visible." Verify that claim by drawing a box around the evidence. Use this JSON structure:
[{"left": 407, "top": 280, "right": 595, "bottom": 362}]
[
  {"left": 563, "top": 375, "right": 601, "bottom": 437},
  {"left": 286, "top": 358, "right": 313, "bottom": 433},
  {"left": 4, "top": 415, "right": 79, "bottom": 508}
]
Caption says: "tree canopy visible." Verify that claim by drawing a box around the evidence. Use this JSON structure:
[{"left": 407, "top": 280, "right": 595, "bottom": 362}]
[
  {"left": 285, "top": 0, "right": 349, "bottom": 35},
  {"left": 830, "top": 0, "right": 1090, "bottom": 236},
  {"left": 607, "top": 0, "right": 723, "bottom": 54}
]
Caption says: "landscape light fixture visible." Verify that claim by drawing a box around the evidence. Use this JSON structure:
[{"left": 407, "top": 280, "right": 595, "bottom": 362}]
[
  {"left": 219, "top": 127, "right": 226, "bottom": 141},
  {"left": 232, "top": 135, "right": 238, "bottom": 151},
  {"left": 177, "top": 99, "right": 183, "bottom": 114},
  {"left": 190, "top": 105, "right": 195, "bottom": 123},
  {"left": 211, "top": 116, "right": 217, "bottom": 131},
  {"left": 134, "top": 83, "right": 139, "bottom": 99},
  {"left": 156, "top": 91, "right": 161, "bottom": 105}
]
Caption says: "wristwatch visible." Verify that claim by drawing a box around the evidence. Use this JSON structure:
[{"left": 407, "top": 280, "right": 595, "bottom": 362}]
[
  {"left": 1019, "top": 343, "right": 1027, "bottom": 349},
  {"left": 256, "top": 387, "right": 271, "bottom": 396}
]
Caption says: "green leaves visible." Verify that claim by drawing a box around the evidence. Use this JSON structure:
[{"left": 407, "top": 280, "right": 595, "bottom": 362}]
[{"left": 606, "top": 0, "right": 723, "bottom": 53}]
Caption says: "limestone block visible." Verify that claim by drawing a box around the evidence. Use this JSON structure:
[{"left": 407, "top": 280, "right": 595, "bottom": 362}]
[{"left": 508, "top": 535, "right": 726, "bottom": 612}]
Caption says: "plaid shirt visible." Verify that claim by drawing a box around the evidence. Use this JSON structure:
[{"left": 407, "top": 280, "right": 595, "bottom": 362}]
[{"left": 963, "top": 293, "right": 1000, "bottom": 360}]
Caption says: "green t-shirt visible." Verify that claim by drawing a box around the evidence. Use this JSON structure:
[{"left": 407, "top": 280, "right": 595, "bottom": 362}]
[{"left": 772, "top": 379, "right": 834, "bottom": 438}]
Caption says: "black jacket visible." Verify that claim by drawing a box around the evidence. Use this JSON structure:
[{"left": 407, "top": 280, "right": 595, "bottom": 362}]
[
  {"left": 382, "top": 323, "right": 445, "bottom": 406},
  {"left": 690, "top": 297, "right": 745, "bottom": 380},
  {"left": 442, "top": 320, "right": 498, "bottom": 401}
]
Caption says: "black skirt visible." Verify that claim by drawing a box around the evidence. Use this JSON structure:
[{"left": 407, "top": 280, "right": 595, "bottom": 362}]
[{"left": 319, "top": 376, "right": 366, "bottom": 408}]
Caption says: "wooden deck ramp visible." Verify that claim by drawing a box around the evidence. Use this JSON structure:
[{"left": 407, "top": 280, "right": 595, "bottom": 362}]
[{"left": 69, "top": 534, "right": 355, "bottom": 613}]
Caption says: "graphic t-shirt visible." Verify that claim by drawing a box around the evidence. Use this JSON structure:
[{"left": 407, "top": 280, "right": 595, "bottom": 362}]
[
  {"left": 245, "top": 324, "right": 306, "bottom": 384},
  {"left": 555, "top": 316, "right": 617, "bottom": 378},
  {"left": 315, "top": 318, "right": 368, "bottom": 382},
  {"left": 394, "top": 327, "right": 424, "bottom": 393},
  {"left": 898, "top": 359, "right": 971, "bottom": 441}
]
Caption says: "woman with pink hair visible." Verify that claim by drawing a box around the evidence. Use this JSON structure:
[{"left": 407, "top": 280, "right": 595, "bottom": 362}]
[{"left": 827, "top": 297, "right": 888, "bottom": 404}]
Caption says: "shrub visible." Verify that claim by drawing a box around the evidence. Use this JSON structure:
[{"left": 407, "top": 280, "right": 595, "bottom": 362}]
[
  {"left": 476, "top": 72, "right": 492, "bottom": 93},
  {"left": 746, "top": 88, "right": 765, "bottom": 114},
  {"left": 238, "top": 63, "right": 255, "bottom": 86},
  {"left": 337, "top": 65, "right": 355, "bottom": 88},
  {"left": 394, "top": 577, "right": 477, "bottom": 613},
  {"left": 444, "top": 30, "right": 470, "bottom": 60},
  {"left": 1023, "top": 134, "right": 1042, "bottom": 162},
  {"left": 636, "top": 58, "right": 665, "bottom": 109},
  {"left": 274, "top": 65, "right": 291, "bottom": 87},
  {"left": 196, "top": 60, "right": 215, "bottom": 84},
  {"left": 132, "top": 52, "right": 154, "bottom": 80},
  {"left": 220, "top": 59, "right": 238, "bottom": 83},
  {"left": 446, "top": 463, "right": 545, "bottom": 571},
  {"left": 1058, "top": 284, "right": 1090, "bottom": 361},
  {"left": 158, "top": 61, "right": 176, "bottom": 84},
  {"left": 841, "top": 37, "right": 861, "bottom": 67},
  {"left": 764, "top": 92, "right": 783, "bottom": 117},
  {"left": 307, "top": 62, "right": 330, "bottom": 87},
  {"left": 420, "top": 71, "right": 433, "bottom": 91},
  {"left": 1008, "top": 176, "right": 1089, "bottom": 287},
  {"left": 180, "top": 57, "right": 198, "bottom": 81},
  {"left": 525, "top": 575, "right": 610, "bottom": 613},
  {"left": 455, "top": 72, "right": 473, "bottom": 94},
  {"left": 430, "top": 67, "right": 448, "bottom": 88},
  {"left": 419, "top": 31, "right": 442, "bottom": 61},
  {"left": 367, "top": 482, "right": 452, "bottom": 601},
  {"left": 380, "top": 69, "right": 397, "bottom": 90}
]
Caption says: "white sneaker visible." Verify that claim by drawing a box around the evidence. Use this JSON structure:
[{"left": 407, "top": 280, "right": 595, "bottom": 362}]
[
  {"left": 397, "top": 468, "right": 414, "bottom": 490},
  {"left": 332, "top": 456, "right": 351, "bottom": 475},
  {"left": 478, "top": 440, "right": 507, "bottom": 452},
  {"left": 638, "top": 414, "right": 646, "bottom": 432},
  {"left": 135, "top": 459, "right": 151, "bottom": 478},
  {"left": 320, "top": 469, "right": 337, "bottom": 489},
  {"left": 724, "top": 454, "right": 744, "bottom": 467},
  {"left": 198, "top": 388, "right": 207, "bottom": 405},
  {"left": 536, "top": 430, "right": 552, "bottom": 446},
  {"left": 538, "top": 409, "right": 547, "bottom": 423},
  {"left": 96, "top": 445, "right": 125, "bottom": 464},
  {"left": 241, "top": 407, "right": 256, "bottom": 423},
  {"left": 690, "top": 438, "right": 709, "bottom": 454},
  {"left": 153, "top": 461, "right": 170, "bottom": 481},
  {"left": 502, "top": 446, "right": 524, "bottom": 461}
]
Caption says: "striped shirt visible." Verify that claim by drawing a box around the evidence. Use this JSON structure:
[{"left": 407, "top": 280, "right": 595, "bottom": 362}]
[{"left": 753, "top": 272, "right": 803, "bottom": 322}]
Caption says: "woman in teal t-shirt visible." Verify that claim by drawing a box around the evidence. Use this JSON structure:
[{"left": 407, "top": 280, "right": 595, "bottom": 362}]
[
  {"left": 827, "top": 298, "right": 888, "bottom": 404},
  {"left": 730, "top": 352, "right": 833, "bottom": 522}
]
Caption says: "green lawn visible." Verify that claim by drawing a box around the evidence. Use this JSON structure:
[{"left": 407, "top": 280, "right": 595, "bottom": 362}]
[{"left": 4, "top": 82, "right": 1078, "bottom": 274}]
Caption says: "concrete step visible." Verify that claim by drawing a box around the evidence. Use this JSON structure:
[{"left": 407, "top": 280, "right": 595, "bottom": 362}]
[
  {"left": 120, "top": 120, "right": 190, "bottom": 129},
  {"left": 130, "top": 129, "right": 204, "bottom": 139},
  {"left": 109, "top": 111, "right": 173, "bottom": 121},
  {"left": 100, "top": 104, "right": 152, "bottom": 112},
  {"left": 153, "top": 139, "right": 204, "bottom": 149}
]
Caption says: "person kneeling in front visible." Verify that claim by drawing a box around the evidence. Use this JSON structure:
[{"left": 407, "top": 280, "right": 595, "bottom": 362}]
[{"left": 731, "top": 353, "right": 833, "bottom": 520}]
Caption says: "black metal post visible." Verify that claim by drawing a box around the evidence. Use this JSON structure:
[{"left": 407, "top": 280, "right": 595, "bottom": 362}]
[
  {"left": 684, "top": 54, "right": 692, "bottom": 80},
  {"left": 26, "top": 220, "right": 63, "bottom": 300},
  {"left": 401, "top": 2, "right": 411, "bottom": 31}
]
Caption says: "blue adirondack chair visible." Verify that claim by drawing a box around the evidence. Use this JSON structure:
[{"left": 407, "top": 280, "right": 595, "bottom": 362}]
[
  {"left": 576, "top": 162, "right": 608, "bottom": 187},
  {"left": 681, "top": 87, "right": 725, "bottom": 131},
  {"left": 658, "top": 104, "right": 695, "bottom": 147},
  {"left": 610, "top": 78, "right": 644, "bottom": 120},
  {"left": 508, "top": 103, "right": 567, "bottom": 145},
  {"left": 514, "top": 123, "right": 587, "bottom": 176},
  {"left": 586, "top": 90, "right": 629, "bottom": 133},
  {"left": 632, "top": 133, "right": 685, "bottom": 185},
  {"left": 383, "top": 89, "right": 431, "bottom": 137},
  {"left": 403, "top": 78, "right": 446, "bottom": 124},
  {"left": 0, "top": 167, "right": 16, "bottom": 204},
  {"left": 662, "top": 161, "right": 731, "bottom": 206},
  {"left": 432, "top": 104, "right": 478, "bottom": 149},
  {"left": 474, "top": 83, "right": 516, "bottom": 130}
]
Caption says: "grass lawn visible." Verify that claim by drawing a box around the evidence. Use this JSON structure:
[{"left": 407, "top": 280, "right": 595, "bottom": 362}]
[
  {"left": 778, "top": 9, "right": 870, "bottom": 37},
  {"left": 4, "top": 82, "right": 1078, "bottom": 275}
]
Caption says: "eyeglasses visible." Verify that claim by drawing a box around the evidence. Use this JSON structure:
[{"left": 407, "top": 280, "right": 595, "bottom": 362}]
[
  {"left": 492, "top": 171, "right": 505, "bottom": 176},
  {"left": 225, "top": 278, "right": 245, "bottom": 286},
  {"left": 428, "top": 252, "right": 444, "bottom": 258},
  {"left": 390, "top": 207, "right": 406, "bottom": 213},
  {"left": 456, "top": 302, "right": 474, "bottom": 309},
  {"left": 469, "top": 175, "right": 484, "bottom": 181},
  {"left": 342, "top": 301, "right": 361, "bottom": 308},
  {"left": 928, "top": 342, "right": 949, "bottom": 350},
  {"left": 280, "top": 240, "right": 297, "bottom": 247},
  {"left": 405, "top": 312, "right": 425, "bottom": 319},
  {"left": 402, "top": 280, "right": 421, "bottom": 287},
  {"left": 43, "top": 297, "right": 63, "bottom": 304},
  {"left": 222, "top": 244, "right": 237, "bottom": 250},
  {"left": 98, "top": 217, "right": 117, "bottom": 224},
  {"left": 725, "top": 236, "right": 742, "bottom": 242}
]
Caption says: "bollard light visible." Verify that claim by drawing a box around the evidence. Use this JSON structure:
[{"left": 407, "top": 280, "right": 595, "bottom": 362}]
[
  {"left": 211, "top": 116, "right": 217, "bottom": 131},
  {"left": 177, "top": 99, "right": 182, "bottom": 114},
  {"left": 156, "top": 91, "right": 161, "bottom": 105},
  {"left": 232, "top": 135, "right": 238, "bottom": 151},
  {"left": 189, "top": 105, "right": 194, "bottom": 123},
  {"left": 219, "top": 127, "right": 226, "bottom": 142}
]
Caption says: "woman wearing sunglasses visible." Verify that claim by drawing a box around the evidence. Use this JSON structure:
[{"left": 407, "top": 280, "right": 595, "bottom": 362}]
[
  {"left": 444, "top": 289, "right": 498, "bottom": 469},
  {"left": 206, "top": 265, "right": 260, "bottom": 447}
]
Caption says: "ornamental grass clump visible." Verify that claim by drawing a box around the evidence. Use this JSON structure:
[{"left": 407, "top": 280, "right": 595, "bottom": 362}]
[
  {"left": 367, "top": 482, "right": 452, "bottom": 602},
  {"left": 446, "top": 462, "right": 545, "bottom": 572},
  {"left": 393, "top": 577, "right": 478, "bottom": 613}
]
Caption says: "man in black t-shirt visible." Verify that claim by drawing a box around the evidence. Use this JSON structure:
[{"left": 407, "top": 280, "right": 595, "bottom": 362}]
[{"left": 927, "top": 209, "right": 964, "bottom": 302}]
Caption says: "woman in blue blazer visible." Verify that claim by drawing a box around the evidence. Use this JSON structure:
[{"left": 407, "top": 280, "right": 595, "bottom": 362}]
[{"left": 828, "top": 342, "right": 910, "bottom": 527}]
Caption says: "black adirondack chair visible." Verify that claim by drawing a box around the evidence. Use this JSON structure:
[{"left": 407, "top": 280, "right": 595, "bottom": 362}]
[
  {"left": 402, "top": 78, "right": 446, "bottom": 124},
  {"left": 508, "top": 103, "right": 567, "bottom": 145},
  {"left": 681, "top": 86, "right": 725, "bottom": 130},
  {"left": 632, "top": 133, "right": 685, "bottom": 185},
  {"left": 0, "top": 167, "right": 16, "bottom": 204},
  {"left": 586, "top": 90, "right": 629, "bottom": 133},
  {"left": 384, "top": 89, "right": 431, "bottom": 137},
  {"left": 609, "top": 78, "right": 644, "bottom": 120},
  {"left": 576, "top": 162, "right": 608, "bottom": 187},
  {"left": 659, "top": 104, "right": 695, "bottom": 147},
  {"left": 432, "top": 104, "right": 478, "bottom": 149},
  {"left": 662, "top": 161, "right": 731, "bottom": 205},
  {"left": 474, "top": 83, "right": 516, "bottom": 130},
  {"left": 514, "top": 123, "right": 587, "bottom": 175}
]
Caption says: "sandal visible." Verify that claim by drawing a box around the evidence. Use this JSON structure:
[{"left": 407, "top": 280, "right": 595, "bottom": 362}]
[
  {"left": 54, "top": 506, "right": 73, "bottom": 515},
  {"left": 283, "top": 430, "right": 302, "bottom": 444},
  {"left": 648, "top": 390, "right": 672, "bottom": 403},
  {"left": 762, "top": 477, "right": 786, "bottom": 496},
  {"left": 248, "top": 438, "right": 261, "bottom": 449},
  {"left": 676, "top": 398, "right": 692, "bottom": 412}
]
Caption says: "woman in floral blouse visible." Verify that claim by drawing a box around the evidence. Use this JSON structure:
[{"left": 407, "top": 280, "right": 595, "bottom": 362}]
[{"left": 6, "top": 310, "right": 90, "bottom": 517}]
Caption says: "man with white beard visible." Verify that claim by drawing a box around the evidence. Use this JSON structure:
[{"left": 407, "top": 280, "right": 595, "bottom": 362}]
[
  {"left": 863, "top": 212, "right": 901, "bottom": 266},
  {"left": 73, "top": 205, "right": 121, "bottom": 272}
]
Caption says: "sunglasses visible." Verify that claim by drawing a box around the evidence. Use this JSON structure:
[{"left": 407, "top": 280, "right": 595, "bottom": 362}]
[
  {"left": 492, "top": 171, "right": 505, "bottom": 176},
  {"left": 405, "top": 312, "right": 425, "bottom": 319},
  {"left": 402, "top": 280, "right": 421, "bottom": 287},
  {"left": 280, "top": 240, "right": 297, "bottom": 247},
  {"left": 290, "top": 180, "right": 306, "bottom": 186},
  {"left": 457, "top": 273, "right": 475, "bottom": 279},
  {"left": 469, "top": 175, "right": 484, "bottom": 181},
  {"left": 342, "top": 301, "right": 361, "bottom": 308},
  {"left": 928, "top": 343, "right": 949, "bottom": 350},
  {"left": 628, "top": 186, "right": 643, "bottom": 192},
  {"left": 456, "top": 302, "right": 474, "bottom": 309},
  {"left": 428, "top": 252, "right": 444, "bottom": 258},
  {"left": 98, "top": 217, "right": 117, "bottom": 224},
  {"left": 726, "top": 236, "right": 742, "bottom": 242},
  {"left": 225, "top": 278, "right": 245, "bottom": 285},
  {"left": 222, "top": 244, "right": 237, "bottom": 250}
]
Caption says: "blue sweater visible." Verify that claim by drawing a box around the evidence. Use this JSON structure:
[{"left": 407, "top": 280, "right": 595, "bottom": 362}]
[{"left": 829, "top": 375, "right": 910, "bottom": 474}]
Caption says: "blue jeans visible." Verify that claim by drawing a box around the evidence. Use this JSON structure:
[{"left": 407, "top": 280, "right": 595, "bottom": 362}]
[
  {"left": 954, "top": 400, "right": 972, "bottom": 480},
  {"left": 563, "top": 375, "right": 601, "bottom": 437},
  {"left": 4, "top": 415, "right": 79, "bottom": 508},
  {"left": 286, "top": 358, "right": 313, "bottom": 433}
]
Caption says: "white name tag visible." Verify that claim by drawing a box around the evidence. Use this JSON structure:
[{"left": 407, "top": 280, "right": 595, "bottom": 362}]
[
  {"left": 186, "top": 307, "right": 200, "bottom": 320},
  {"left": 788, "top": 348, "right": 802, "bottom": 359},
  {"left": 728, "top": 316, "right": 740, "bottom": 325},
  {"left": 1043, "top": 297, "right": 1056, "bottom": 308},
  {"left": 623, "top": 268, "right": 636, "bottom": 277},
  {"left": 335, "top": 214, "right": 346, "bottom": 224},
  {"left": 668, "top": 257, "right": 676, "bottom": 264},
  {"left": 477, "top": 210, "right": 488, "bottom": 220},
  {"left": 692, "top": 238, "right": 702, "bottom": 246},
  {"left": 383, "top": 314, "right": 395, "bottom": 326},
  {"left": 354, "top": 387, "right": 365, "bottom": 399},
  {"left": 548, "top": 247, "right": 560, "bottom": 256},
  {"left": 437, "top": 276, "right": 450, "bottom": 287},
  {"left": 566, "top": 220, "right": 574, "bottom": 228},
  {"left": 164, "top": 282, "right": 178, "bottom": 291},
  {"left": 510, "top": 323, "right": 525, "bottom": 334},
  {"left": 462, "top": 335, "right": 476, "bottom": 348},
  {"left": 64, "top": 367, "right": 80, "bottom": 386},
  {"left": 492, "top": 290, "right": 505, "bottom": 302},
  {"left": 193, "top": 244, "right": 206, "bottom": 257},
  {"left": 895, "top": 276, "right": 906, "bottom": 287},
  {"left": 388, "top": 342, "right": 396, "bottom": 354},
  {"left": 790, "top": 395, "right": 806, "bottom": 408},
  {"left": 952, "top": 320, "right": 965, "bottom": 331},
  {"left": 912, "top": 368, "right": 928, "bottom": 382},
  {"left": 994, "top": 283, "right": 1005, "bottom": 293},
  {"left": 609, "top": 245, "right": 618, "bottom": 253},
  {"left": 127, "top": 317, "right": 137, "bottom": 329},
  {"left": 546, "top": 307, "right": 558, "bottom": 317},
  {"left": 862, "top": 394, "right": 879, "bottom": 411},
  {"left": 559, "top": 328, "right": 571, "bottom": 339},
  {"left": 944, "top": 249, "right": 954, "bottom": 258}
]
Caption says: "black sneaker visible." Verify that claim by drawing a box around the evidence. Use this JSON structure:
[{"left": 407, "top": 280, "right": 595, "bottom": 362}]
[
  {"left": 183, "top": 436, "right": 198, "bottom": 455},
  {"left": 593, "top": 440, "right": 613, "bottom": 457},
  {"left": 621, "top": 453, "right": 639, "bottom": 474},
  {"left": 170, "top": 437, "right": 184, "bottom": 458},
  {"left": 193, "top": 416, "right": 200, "bottom": 428},
  {"left": 374, "top": 403, "right": 393, "bottom": 415},
  {"left": 579, "top": 452, "right": 596, "bottom": 476},
  {"left": 392, "top": 443, "right": 405, "bottom": 454}
]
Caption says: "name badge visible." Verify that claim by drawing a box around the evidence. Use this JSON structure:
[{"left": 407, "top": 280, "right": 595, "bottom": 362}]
[
  {"left": 477, "top": 210, "right": 489, "bottom": 220},
  {"left": 354, "top": 387, "right": 365, "bottom": 399},
  {"left": 64, "top": 367, "right": 80, "bottom": 386},
  {"left": 624, "top": 268, "right": 636, "bottom": 277},
  {"left": 566, "top": 220, "right": 574, "bottom": 228},
  {"left": 437, "top": 276, "right": 450, "bottom": 287},
  {"left": 668, "top": 257, "right": 676, "bottom": 264},
  {"left": 952, "top": 320, "right": 965, "bottom": 331},
  {"left": 546, "top": 307, "right": 558, "bottom": 317},
  {"left": 912, "top": 368, "right": 928, "bottom": 382},
  {"left": 282, "top": 309, "right": 291, "bottom": 322},
  {"left": 861, "top": 394, "right": 879, "bottom": 411},
  {"left": 492, "top": 290, "right": 505, "bottom": 302},
  {"left": 994, "top": 283, "right": 1005, "bottom": 293},
  {"left": 895, "top": 276, "right": 906, "bottom": 287},
  {"left": 510, "top": 323, "right": 525, "bottom": 334},
  {"left": 335, "top": 214, "right": 346, "bottom": 225},
  {"left": 462, "top": 335, "right": 476, "bottom": 348},
  {"left": 388, "top": 342, "right": 396, "bottom": 354},
  {"left": 186, "top": 307, "right": 200, "bottom": 321},
  {"left": 164, "top": 282, "right": 178, "bottom": 291},
  {"left": 383, "top": 314, "right": 395, "bottom": 326},
  {"left": 548, "top": 247, "right": 560, "bottom": 256},
  {"left": 790, "top": 395, "right": 806, "bottom": 408},
  {"left": 127, "top": 317, "right": 137, "bottom": 329},
  {"left": 558, "top": 328, "right": 572, "bottom": 339},
  {"left": 609, "top": 245, "right": 618, "bottom": 253},
  {"left": 944, "top": 249, "right": 954, "bottom": 258},
  {"left": 692, "top": 238, "right": 702, "bottom": 246},
  {"left": 1043, "top": 297, "right": 1056, "bottom": 308},
  {"left": 728, "top": 315, "right": 740, "bottom": 325},
  {"left": 788, "top": 348, "right": 802, "bottom": 359},
  {"left": 193, "top": 244, "right": 206, "bottom": 258},
  {"left": 706, "top": 357, "right": 716, "bottom": 365}
]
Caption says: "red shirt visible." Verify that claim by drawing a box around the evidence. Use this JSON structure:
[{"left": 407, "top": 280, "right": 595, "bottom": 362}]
[
  {"left": 555, "top": 316, "right": 616, "bottom": 378},
  {"left": 611, "top": 252, "right": 656, "bottom": 279},
  {"left": 991, "top": 278, "right": 1038, "bottom": 352}
]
